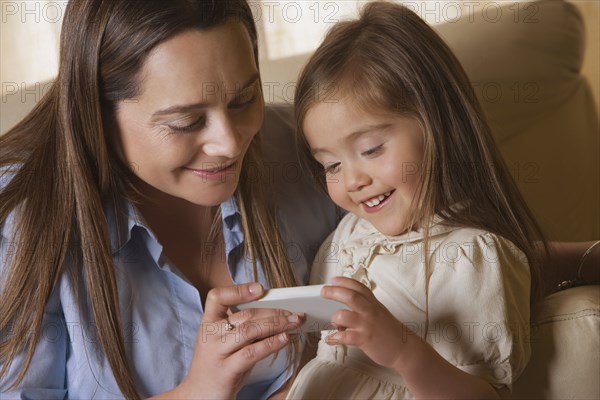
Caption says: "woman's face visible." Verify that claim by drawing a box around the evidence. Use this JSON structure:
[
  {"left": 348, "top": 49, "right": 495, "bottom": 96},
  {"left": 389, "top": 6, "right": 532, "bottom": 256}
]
[{"left": 115, "top": 22, "right": 263, "bottom": 206}]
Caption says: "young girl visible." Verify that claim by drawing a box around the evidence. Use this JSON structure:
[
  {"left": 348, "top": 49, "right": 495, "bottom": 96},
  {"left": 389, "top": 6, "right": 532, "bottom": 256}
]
[{"left": 287, "top": 2, "right": 546, "bottom": 398}]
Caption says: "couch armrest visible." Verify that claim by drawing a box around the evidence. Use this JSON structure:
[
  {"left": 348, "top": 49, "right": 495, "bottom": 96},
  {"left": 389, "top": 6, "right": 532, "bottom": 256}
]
[{"left": 513, "top": 285, "right": 600, "bottom": 399}]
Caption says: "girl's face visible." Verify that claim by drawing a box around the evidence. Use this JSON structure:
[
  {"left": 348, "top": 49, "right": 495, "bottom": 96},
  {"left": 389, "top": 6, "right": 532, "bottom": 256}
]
[
  {"left": 303, "top": 99, "right": 424, "bottom": 236},
  {"left": 115, "top": 22, "right": 264, "bottom": 206}
]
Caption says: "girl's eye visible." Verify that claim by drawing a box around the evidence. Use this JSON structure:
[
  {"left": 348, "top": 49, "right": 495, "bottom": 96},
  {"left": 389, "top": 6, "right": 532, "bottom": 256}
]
[
  {"left": 362, "top": 144, "right": 384, "bottom": 157},
  {"left": 166, "top": 116, "right": 206, "bottom": 133},
  {"left": 323, "top": 162, "right": 341, "bottom": 175}
]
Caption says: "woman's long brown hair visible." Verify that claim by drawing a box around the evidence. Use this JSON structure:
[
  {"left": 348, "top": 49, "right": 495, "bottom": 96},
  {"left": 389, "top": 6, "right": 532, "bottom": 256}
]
[
  {"left": 295, "top": 1, "right": 547, "bottom": 303},
  {"left": 0, "top": 1, "right": 297, "bottom": 398}
]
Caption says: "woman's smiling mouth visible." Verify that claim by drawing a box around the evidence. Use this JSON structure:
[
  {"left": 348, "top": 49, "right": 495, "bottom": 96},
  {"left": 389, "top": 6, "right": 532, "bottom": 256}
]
[{"left": 183, "top": 162, "right": 237, "bottom": 181}]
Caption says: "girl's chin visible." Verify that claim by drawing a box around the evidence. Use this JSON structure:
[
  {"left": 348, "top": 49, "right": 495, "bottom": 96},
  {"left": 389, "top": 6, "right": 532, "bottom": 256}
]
[{"left": 370, "top": 221, "right": 410, "bottom": 237}]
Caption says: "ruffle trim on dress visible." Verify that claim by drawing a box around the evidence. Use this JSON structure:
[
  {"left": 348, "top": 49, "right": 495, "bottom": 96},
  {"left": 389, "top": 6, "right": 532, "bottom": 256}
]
[
  {"left": 339, "top": 245, "right": 376, "bottom": 290},
  {"left": 338, "top": 214, "right": 459, "bottom": 289}
]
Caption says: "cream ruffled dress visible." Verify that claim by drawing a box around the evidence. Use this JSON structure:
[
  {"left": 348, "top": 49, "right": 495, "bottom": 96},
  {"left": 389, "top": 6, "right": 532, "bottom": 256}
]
[{"left": 287, "top": 213, "right": 531, "bottom": 399}]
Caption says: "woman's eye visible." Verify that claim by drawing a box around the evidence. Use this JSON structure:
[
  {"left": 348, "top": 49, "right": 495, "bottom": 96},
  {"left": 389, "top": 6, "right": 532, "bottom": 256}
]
[
  {"left": 323, "top": 162, "right": 341, "bottom": 174},
  {"left": 229, "top": 90, "right": 259, "bottom": 110},
  {"left": 362, "top": 144, "right": 384, "bottom": 157},
  {"left": 166, "top": 116, "right": 205, "bottom": 133}
]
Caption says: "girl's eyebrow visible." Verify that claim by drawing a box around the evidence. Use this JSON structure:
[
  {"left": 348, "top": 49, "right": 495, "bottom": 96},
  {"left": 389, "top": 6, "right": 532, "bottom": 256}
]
[
  {"left": 151, "top": 73, "right": 260, "bottom": 117},
  {"left": 311, "top": 123, "right": 391, "bottom": 156},
  {"left": 346, "top": 123, "right": 391, "bottom": 141}
]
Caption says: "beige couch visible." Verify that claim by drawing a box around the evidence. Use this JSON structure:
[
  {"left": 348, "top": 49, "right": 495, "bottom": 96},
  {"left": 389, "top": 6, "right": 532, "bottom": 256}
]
[{"left": 263, "top": 0, "right": 599, "bottom": 397}]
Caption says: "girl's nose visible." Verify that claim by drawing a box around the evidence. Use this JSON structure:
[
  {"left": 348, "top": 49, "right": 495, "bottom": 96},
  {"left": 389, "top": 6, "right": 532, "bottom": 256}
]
[{"left": 344, "top": 164, "right": 371, "bottom": 192}]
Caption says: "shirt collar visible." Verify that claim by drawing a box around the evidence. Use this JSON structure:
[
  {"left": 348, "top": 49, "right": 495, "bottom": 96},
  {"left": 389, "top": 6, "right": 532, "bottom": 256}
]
[
  {"left": 0, "top": 190, "right": 243, "bottom": 268},
  {"left": 352, "top": 213, "right": 460, "bottom": 246},
  {"left": 0, "top": 208, "right": 17, "bottom": 244},
  {"left": 221, "top": 196, "right": 241, "bottom": 230},
  {"left": 107, "top": 196, "right": 243, "bottom": 260},
  {"left": 105, "top": 200, "right": 158, "bottom": 256},
  {"left": 0, "top": 167, "right": 18, "bottom": 242},
  {"left": 220, "top": 196, "right": 244, "bottom": 255}
]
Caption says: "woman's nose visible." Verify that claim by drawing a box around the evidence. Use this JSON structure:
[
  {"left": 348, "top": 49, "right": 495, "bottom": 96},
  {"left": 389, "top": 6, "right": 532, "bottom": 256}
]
[
  {"left": 344, "top": 164, "right": 371, "bottom": 192},
  {"left": 202, "top": 112, "right": 242, "bottom": 158}
]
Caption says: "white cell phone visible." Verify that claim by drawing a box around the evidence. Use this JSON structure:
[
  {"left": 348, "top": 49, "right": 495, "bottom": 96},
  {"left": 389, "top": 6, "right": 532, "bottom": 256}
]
[{"left": 234, "top": 284, "right": 349, "bottom": 332}]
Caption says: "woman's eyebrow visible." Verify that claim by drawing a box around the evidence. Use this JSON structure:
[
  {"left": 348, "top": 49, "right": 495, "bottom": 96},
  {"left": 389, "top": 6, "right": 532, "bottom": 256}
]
[{"left": 151, "top": 73, "right": 260, "bottom": 117}]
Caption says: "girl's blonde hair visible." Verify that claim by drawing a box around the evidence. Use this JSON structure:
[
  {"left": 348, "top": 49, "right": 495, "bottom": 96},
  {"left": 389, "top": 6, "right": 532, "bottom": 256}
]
[
  {"left": 295, "top": 1, "right": 546, "bottom": 301},
  {"left": 0, "top": 1, "right": 297, "bottom": 398}
]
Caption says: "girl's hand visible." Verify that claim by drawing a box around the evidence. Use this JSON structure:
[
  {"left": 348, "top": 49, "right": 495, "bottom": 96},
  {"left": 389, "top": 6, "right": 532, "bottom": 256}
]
[
  {"left": 175, "top": 283, "right": 304, "bottom": 399},
  {"left": 321, "top": 277, "right": 504, "bottom": 399},
  {"left": 321, "top": 276, "right": 412, "bottom": 370}
]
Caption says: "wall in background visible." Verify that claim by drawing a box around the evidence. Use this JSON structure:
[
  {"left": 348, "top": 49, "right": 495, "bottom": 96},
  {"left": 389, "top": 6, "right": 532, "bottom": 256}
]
[
  {"left": 257, "top": 0, "right": 599, "bottom": 107},
  {"left": 1, "top": 0, "right": 598, "bottom": 134},
  {"left": 572, "top": 0, "right": 599, "bottom": 112}
]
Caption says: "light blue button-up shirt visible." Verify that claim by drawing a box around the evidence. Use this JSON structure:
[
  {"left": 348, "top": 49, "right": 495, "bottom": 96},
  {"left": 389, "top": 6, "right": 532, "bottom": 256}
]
[
  {"left": 1, "top": 195, "right": 337, "bottom": 399},
  {"left": 0, "top": 105, "right": 340, "bottom": 399}
]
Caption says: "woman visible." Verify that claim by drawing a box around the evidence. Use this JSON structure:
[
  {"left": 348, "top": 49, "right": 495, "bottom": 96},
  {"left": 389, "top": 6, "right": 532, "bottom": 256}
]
[{"left": 0, "top": 1, "right": 337, "bottom": 399}]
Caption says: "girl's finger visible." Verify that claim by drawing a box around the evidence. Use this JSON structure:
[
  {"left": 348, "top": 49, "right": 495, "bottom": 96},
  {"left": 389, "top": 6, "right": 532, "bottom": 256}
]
[
  {"left": 321, "top": 285, "right": 373, "bottom": 313},
  {"left": 330, "top": 309, "right": 361, "bottom": 330},
  {"left": 330, "top": 276, "right": 374, "bottom": 297},
  {"left": 324, "top": 329, "right": 360, "bottom": 346},
  {"left": 203, "top": 283, "right": 264, "bottom": 322}
]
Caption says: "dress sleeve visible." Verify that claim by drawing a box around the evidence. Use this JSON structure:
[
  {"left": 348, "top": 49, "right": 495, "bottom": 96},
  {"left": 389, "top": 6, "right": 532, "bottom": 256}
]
[
  {"left": 426, "top": 230, "right": 531, "bottom": 390},
  {"left": 1, "top": 222, "right": 68, "bottom": 400}
]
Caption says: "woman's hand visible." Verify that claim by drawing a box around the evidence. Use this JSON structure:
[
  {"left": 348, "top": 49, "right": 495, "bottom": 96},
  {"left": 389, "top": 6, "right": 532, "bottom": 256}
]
[
  {"left": 167, "top": 282, "right": 304, "bottom": 400},
  {"left": 321, "top": 276, "right": 411, "bottom": 369}
]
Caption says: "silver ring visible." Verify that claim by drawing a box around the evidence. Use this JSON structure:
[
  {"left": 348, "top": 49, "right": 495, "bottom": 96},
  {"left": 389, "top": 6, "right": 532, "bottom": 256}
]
[{"left": 224, "top": 320, "right": 235, "bottom": 332}]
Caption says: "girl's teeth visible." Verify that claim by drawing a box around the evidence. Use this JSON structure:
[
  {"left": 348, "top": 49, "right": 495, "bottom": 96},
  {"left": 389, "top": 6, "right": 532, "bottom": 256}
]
[{"left": 365, "top": 191, "right": 392, "bottom": 208}]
